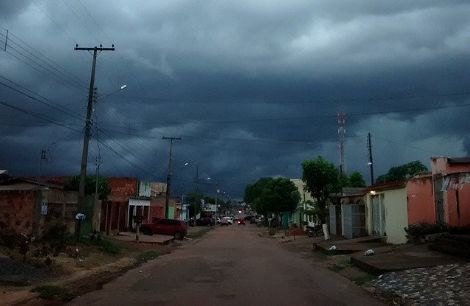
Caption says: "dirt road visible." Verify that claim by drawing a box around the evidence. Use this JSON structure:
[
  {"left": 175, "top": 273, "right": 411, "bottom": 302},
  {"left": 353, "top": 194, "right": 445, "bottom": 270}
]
[{"left": 69, "top": 225, "right": 382, "bottom": 305}]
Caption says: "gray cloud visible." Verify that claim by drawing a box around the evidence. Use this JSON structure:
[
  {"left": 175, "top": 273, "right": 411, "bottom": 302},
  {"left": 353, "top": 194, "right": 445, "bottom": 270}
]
[{"left": 1, "top": 1, "right": 470, "bottom": 196}]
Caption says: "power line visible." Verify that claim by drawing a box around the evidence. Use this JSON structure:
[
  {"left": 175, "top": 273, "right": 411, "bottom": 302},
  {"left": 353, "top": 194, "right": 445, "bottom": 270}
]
[
  {"left": 0, "top": 100, "right": 82, "bottom": 133},
  {"left": 0, "top": 76, "right": 85, "bottom": 121},
  {"left": 0, "top": 35, "right": 86, "bottom": 90},
  {"left": 0, "top": 29, "right": 87, "bottom": 88}
]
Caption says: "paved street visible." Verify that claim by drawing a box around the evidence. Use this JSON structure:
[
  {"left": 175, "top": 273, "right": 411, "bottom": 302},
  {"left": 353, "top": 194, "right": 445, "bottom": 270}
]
[{"left": 69, "top": 226, "right": 382, "bottom": 306}]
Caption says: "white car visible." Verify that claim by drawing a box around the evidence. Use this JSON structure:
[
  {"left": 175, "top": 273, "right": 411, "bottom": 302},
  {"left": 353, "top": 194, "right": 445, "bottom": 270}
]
[{"left": 226, "top": 217, "right": 234, "bottom": 225}]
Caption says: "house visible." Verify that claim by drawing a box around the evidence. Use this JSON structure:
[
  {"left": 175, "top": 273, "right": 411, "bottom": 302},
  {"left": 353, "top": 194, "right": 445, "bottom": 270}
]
[
  {"left": 431, "top": 157, "right": 470, "bottom": 227},
  {"left": 289, "top": 179, "right": 316, "bottom": 229},
  {"left": 0, "top": 175, "right": 78, "bottom": 237},
  {"left": 338, "top": 188, "right": 367, "bottom": 239},
  {"left": 366, "top": 181, "right": 408, "bottom": 244},
  {"left": 102, "top": 177, "right": 139, "bottom": 234}
]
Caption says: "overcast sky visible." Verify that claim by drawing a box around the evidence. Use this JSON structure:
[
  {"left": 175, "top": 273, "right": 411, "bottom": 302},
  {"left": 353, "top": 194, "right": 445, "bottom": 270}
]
[{"left": 1, "top": 1, "right": 470, "bottom": 198}]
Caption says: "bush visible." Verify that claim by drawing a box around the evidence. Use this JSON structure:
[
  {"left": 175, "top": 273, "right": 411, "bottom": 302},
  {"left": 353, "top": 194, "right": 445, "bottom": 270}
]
[
  {"left": 137, "top": 251, "right": 160, "bottom": 263},
  {"left": 405, "top": 223, "right": 448, "bottom": 242},
  {"left": 42, "top": 223, "right": 71, "bottom": 255},
  {"left": 0, "top": 230, "right": 20, "bottom": 249},
  {"left": 32, "top": 285, "right": 75, "bottom": 301},
  {"left": 97, "top": 239, "right": 121, "bottom": 255}
]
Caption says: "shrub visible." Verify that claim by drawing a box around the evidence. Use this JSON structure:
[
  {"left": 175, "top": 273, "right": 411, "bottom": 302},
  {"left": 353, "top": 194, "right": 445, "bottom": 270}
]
[
  {"left": 42, "top": 223, "right": 70, "bottom": 255},
  {"left": 137, "top": 250, "right": 160, "bottom": 263},
  {"left": 98, "top": 239, "right": 121, "bottom": 255},
  {"left": 32, "top": 285, "right": 74, "bottom": 301},
  {"left": 405, "top": 223, "right": 448, "bottom": 242}
]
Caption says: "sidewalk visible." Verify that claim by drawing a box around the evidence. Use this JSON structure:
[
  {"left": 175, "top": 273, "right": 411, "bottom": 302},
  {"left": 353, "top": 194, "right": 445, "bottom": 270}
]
[
  {"left": 351, "top": 243, "right": 465, "bottom": 275},
  {"left": 112, "top": 232, "right": 174, "bottom": 245},
  {"left": 271, "top": 231, "right": 469, "bottom": 305},
  {"left": 314, "top": 235, "right": 386, "bottom": 254}
]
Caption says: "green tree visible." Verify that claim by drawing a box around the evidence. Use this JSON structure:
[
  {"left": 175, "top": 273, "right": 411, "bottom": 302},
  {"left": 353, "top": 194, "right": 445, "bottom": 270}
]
[
  {"left": 66, "top": 176, "right": 110, "bottom": 200},
  {"left": 348, "top": 171, "right": 366, "bottom": 187},
  {"left": 376, "top": 160, "right": 428, "bottom": 184},
  {"left": 185, "top": 192, "right": 203, "bottom": 217},
  {"left": 302, "top": 156, "right": 340, "bottom": 224},
  {"left": 244, "top": 177, "right": 300, "bottom": 219}
]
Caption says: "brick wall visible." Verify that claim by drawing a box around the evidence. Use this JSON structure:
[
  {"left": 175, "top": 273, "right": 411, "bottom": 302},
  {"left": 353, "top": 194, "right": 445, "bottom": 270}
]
[
  {"left": 107, "top": 177, "right": 138, "bottom": 199},
  {"left": 0, "top": 190, "right": 37, "bottom": 234}
]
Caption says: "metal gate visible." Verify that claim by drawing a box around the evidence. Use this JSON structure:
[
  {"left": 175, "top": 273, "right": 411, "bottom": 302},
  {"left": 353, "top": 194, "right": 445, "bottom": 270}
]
[
  {"left": 342, "top": 204, "right": 366, "bottom": 239},
  {"left": 371, "top": 194, "right": 385, "bottom": 236}
]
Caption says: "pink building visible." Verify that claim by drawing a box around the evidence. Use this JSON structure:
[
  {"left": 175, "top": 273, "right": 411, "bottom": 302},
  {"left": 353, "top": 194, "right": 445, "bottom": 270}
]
[
  {"left": 406, "top": 157, "right": 470, "bottom": 227},
  {"left": 406, "top": 174, "right": 435, "bottom": 225},
  {"left": 431, "top": 157, "right": 470, "bottom": 227}
]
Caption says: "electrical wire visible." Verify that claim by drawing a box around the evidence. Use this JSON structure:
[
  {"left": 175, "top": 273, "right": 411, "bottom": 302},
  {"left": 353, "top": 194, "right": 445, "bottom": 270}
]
[
  {"left": 0, "top": 36, "right": 86, "bottom": 91},
  {"left": 0, "top": 100, "right": 82, "bottom": 133},
  {"left": 0, "top": 30, "right": 87, "bottom": 88},
  {"left": 0, "top": 77, "right": 85, "bottom": 122}
]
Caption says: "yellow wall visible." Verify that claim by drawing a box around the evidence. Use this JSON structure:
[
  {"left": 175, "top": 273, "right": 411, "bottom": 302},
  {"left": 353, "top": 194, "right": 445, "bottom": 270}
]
[
  {"left": 290, "top": 179, "right": 314, "bottom": 203},
  {"left": 366, "top": 188, "right": 408, "bottom": 244},
  {"left": 383, "top": 188, "right": 408, "bottom": 244}
]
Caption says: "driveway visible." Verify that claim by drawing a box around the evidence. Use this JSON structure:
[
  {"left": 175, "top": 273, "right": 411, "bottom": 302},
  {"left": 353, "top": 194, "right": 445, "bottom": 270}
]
[{"left": 69, "top": 225, "right": 382, "bottom": 305}]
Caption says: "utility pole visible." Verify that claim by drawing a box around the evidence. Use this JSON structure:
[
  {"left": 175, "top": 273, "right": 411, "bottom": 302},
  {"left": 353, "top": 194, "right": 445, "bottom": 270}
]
[
  {"left": 163, "top": 136, "right": 181, "bottom": 218},
  {"left": 194, "top": 165, "right": 199, "bottom": 193},
  {"left": 39, "top": 149, "right": 47, "bottom": 183},
  {"left": 338, "top": 112, "right": 346, "bottom": 177},
  {"left": 74, "top": 44, "right": 114, "bottom": 215},
  {"left": 93, "top": 155, "right": 101, "bottom": 232},
  {"left": 367, "top": 132, "right": 374, "bottom": 186},
  {"left": 3, "top": 29, "right": 8, "bottom": 51}
]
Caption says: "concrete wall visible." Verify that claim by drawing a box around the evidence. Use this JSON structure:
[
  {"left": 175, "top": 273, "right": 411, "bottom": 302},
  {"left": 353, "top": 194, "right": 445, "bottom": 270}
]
[
  {"left": 366, "top": 187, "right": 408, "bottom": 244},
  {"left": 406, "top": 176, "right": 435, "bottom": 225},
  {"left": 431, "top": 157, "right": 470, "bottom": 227},
  {"left": 445, "top": 188, "right": 470, "bottom": 227},
  {"left": 383, "top": 188, "right": 408, "bottom": 244}
]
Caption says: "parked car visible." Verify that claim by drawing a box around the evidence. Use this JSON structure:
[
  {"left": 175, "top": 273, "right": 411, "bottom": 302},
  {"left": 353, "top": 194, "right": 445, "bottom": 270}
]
[
  {"left": 226, "top": 217, "right": 234, "bottom": 225},
  {"left": 140, "top": 218, "right": 188, "bottom": 240},
  {"left": 196, "top": 217, "right": 215, "bottom": 226},
  {"left": 237, "top": 219, "right": 245, "bottom": 225},
  {"left": 220, "top": 217, "right": 230, "bottom": 226}
]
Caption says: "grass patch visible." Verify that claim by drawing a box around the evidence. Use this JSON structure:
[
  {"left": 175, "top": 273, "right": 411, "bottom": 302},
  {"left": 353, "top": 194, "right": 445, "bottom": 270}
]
[
  {"left": 328, "top": 264, "right": 345, "bottom": 272},
  {"left": 187, "top": 227, "right": 212, "bottom": 239},
  {"left": 98, "top": 239, "right": 121, "bottom": 255},
  {"left": 136, "top": 250, "right": 160, "bottom": 263},
  {"left": 351, "top": 273, "right": 376, "bottom": 285},
  {"left": 31, "top": 285, "right": 75, "bottom": 301},
  {"left": 311, "top": 250, "right": 329, "bottom": 261}
]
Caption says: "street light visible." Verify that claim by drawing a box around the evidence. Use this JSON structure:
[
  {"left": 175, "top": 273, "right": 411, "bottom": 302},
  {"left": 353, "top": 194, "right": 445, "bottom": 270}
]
[{"left": 97, "top": 84, "right": 128, "bottom": 101}]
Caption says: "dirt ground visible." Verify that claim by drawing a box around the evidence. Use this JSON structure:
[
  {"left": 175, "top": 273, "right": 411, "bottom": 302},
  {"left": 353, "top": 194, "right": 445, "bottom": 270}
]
[
  {"left": 0, "top": 233, "right": 186, "bottom": 305},
  {"left": 69, "top": 225, "right": 382, "bottom": 306}
]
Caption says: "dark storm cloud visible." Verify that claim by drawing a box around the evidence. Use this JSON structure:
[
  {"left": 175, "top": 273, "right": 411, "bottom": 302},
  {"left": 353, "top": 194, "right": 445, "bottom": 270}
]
[
  {"left": 0, "top": 0, "right": 31, "bottom": 20},
  {"left": 1, "top": 1, "right": 470, "bottom": 196}
]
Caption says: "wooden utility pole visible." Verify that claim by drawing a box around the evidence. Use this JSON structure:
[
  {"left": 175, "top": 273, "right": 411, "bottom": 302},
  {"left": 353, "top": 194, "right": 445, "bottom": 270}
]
[
  {"left": 74, "top": 45, "right": 114, "bottom": 220},
  {"left": 163, "top": 136, "right": 181, "bottom": 218}
]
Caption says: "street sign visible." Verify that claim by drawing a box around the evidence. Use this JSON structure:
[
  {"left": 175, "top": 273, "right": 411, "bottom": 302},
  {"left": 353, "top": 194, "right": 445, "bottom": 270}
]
[{"left": 40, "top": 201, "right": 48, "bottom": 216}]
